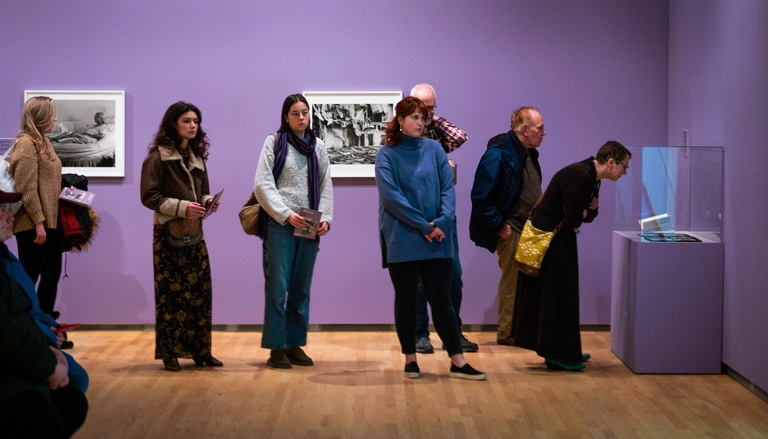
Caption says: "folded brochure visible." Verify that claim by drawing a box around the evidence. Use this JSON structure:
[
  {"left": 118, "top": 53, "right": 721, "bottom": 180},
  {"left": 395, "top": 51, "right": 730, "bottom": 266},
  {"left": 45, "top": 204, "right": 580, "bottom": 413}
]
[
  {"left": 203, "top": 188, "right": 224, "bottom": 219},
  {"left": 59, "top": 188, "right": 95, "bottom": 207},
  {"left": 294, "top": 207, "right": 322, "bottom": 239}
]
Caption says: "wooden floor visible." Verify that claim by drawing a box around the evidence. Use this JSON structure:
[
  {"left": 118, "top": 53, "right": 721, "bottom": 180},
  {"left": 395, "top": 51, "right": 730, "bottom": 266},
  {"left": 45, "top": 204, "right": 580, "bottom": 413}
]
[{"left": 70, "top": 330, "right": 768, "bottom": 439}]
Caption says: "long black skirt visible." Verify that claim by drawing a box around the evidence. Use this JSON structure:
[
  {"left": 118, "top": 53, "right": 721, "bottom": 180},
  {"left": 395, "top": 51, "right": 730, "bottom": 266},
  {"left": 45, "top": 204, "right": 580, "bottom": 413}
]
[
  {"left": 511, "top": 227, "right": 583, "bottom": 362},
  {"left": 153, "top": 225, "right": 213, "bottom": 360}
]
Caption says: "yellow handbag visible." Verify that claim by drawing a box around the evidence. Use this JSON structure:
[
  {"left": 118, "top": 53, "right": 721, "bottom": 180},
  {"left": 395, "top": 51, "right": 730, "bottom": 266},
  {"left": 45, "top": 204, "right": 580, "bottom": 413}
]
[{"left": 513, "top": 218, "right": 564, "bottom": 277}]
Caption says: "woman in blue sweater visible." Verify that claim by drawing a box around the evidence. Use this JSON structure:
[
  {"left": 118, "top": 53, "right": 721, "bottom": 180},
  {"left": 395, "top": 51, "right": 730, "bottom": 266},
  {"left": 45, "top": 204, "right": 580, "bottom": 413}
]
[{"left": 375, "top": 97, "right": 485, "bottom": 381}]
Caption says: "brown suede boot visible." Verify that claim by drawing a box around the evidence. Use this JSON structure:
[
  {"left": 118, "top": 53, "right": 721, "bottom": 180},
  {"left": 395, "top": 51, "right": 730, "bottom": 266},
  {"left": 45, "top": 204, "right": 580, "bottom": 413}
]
[
  {"left": 267, "top": 349, "right": 292, "bottom": 369},
  {"left": 286, "top": 347, "right": 314, "bottom": 366}
]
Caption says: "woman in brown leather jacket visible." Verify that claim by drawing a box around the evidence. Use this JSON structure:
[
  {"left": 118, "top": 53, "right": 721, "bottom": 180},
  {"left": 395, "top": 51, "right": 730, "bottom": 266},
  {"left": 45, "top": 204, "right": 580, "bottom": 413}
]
[{"left": 140, "top": 101, "right": 222, "bottom": 372}]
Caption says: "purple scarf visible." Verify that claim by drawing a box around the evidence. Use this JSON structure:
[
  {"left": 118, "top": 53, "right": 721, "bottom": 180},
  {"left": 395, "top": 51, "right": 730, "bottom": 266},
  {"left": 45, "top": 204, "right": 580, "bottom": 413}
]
[
  {"left": 257, "top": 128, "right": 320, "bottom": 240},
  {"left": 273, "top": 128, "right": 320, "bottom": 210}
]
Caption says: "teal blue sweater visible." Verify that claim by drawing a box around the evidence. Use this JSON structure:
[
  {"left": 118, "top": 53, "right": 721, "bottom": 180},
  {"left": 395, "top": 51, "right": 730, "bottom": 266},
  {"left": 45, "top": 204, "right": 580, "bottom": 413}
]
[{"left": 375, "top": 134, "right": 455, "bottom": 265}]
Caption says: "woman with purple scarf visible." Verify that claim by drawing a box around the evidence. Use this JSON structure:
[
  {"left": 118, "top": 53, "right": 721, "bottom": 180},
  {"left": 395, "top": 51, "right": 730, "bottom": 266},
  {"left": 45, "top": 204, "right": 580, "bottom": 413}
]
[{"left": 254, "top": 94, "right": 334, "bottom": 369}]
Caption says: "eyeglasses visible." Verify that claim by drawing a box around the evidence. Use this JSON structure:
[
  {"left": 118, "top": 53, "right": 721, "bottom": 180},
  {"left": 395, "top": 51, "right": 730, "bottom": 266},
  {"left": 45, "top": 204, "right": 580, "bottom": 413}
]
[
  {"left": 617, "top": 160, "right": 629, "bottom": 170},
  {"left": 425, "top": 105, "right": 437, "bottom": 111}
]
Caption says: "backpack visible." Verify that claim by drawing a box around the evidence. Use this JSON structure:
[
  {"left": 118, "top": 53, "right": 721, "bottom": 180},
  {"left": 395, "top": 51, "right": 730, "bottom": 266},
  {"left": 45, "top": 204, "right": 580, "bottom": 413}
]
[{"left": 59, "top": 174, "right": 99, "bottom": 252}]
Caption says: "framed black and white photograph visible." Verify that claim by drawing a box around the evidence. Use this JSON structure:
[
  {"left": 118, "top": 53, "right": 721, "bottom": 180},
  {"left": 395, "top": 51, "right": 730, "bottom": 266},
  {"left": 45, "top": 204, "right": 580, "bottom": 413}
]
[
  {"left": 24, "top": 90, "right": 125, "bottom": 177},
  {"left": 303, "top": 91, "right": 401, "bottom": 178}
]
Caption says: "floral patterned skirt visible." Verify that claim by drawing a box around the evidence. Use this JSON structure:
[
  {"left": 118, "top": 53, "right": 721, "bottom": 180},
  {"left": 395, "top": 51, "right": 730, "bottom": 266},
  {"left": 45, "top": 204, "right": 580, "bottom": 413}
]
[{"left": 153, "top": 225, "right": 212, "bottom": 360}]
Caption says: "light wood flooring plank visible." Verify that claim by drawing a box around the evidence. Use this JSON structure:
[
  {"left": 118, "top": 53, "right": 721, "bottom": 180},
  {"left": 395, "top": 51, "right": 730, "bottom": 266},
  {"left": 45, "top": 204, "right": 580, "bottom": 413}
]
[{"left": 68, "top": 331, "right": 768, "bottom": 438}]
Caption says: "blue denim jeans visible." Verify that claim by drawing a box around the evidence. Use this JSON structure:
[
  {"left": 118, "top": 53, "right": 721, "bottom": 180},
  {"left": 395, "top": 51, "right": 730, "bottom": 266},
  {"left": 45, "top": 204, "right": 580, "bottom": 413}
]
[
  {"left": 261, "top": 218, "right": 319, "bottom": 350},
  {"left": 415, "top": 220, "right": 463, "bottom": 338}
]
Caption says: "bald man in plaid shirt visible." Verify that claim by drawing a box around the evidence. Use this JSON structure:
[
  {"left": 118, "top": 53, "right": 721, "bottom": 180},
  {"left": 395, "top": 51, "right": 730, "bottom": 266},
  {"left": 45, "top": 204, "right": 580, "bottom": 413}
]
[{"left": 409, "top": 83, "right": 478, "bottom": 353}]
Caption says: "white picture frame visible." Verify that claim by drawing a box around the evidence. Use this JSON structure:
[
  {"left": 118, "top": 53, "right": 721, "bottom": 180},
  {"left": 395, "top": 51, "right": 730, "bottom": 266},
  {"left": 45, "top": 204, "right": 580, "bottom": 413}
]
[
  {"left": 24, "top": 90, "right": 125, "bottom": 178},
  {"left": 303, "top": 91, "right": 402, "bottom": 178}
]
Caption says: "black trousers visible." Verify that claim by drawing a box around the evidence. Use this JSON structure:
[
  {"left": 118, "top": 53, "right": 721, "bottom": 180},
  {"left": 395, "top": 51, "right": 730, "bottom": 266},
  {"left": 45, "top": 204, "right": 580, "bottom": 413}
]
[
  {"left": 0, "top": 385, "right": 88, "bottom": 438},
  {"left": 15, "top": 228, "right": 63, "bottom": 316},
  {"left": 387, "top": 258, "right": 463, "bottom": 356}
]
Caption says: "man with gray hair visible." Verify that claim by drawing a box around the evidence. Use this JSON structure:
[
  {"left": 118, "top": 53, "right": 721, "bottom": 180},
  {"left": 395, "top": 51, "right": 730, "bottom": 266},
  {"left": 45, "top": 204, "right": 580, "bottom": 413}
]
[
  {"left": 409, "top": 83, "right": 477, "bottom": 353},
  {"left": 469, "top": 106, "right": 545, "bottom": 345}
]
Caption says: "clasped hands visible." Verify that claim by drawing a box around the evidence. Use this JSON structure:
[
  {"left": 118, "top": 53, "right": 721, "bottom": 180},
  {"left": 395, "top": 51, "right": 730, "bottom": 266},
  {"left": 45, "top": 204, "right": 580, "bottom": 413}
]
[
  {"left": 582, "top": 196, "right": 599, "bottom": 218},
  {"left": 424, "top": 222, "right": 444, "bottom": 242}
]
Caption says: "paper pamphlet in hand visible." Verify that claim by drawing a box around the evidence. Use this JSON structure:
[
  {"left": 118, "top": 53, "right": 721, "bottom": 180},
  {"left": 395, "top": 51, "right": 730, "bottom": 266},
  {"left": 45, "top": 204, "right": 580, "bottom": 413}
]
[
  {"left": 204, "top": 188, "right": 224, "bottom": 219},
  {"left": 294, "top": 207, "right": 322, "bottom": 239},
  {"left": 59, "top": 188, "right": 95, "bottom": 207}
]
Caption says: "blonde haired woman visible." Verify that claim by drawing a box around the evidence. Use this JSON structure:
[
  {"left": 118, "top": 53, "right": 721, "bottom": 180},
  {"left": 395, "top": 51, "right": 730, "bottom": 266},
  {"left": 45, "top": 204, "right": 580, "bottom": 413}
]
[{"left": 9, "top": 96, "right": 64, "bottom": 320}]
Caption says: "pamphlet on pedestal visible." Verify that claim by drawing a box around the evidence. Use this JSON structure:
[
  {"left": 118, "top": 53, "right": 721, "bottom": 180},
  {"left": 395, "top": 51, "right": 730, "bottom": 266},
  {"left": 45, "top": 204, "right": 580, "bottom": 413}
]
[{"left": 639, "top": 213, "right": 671, "bottom": 233}]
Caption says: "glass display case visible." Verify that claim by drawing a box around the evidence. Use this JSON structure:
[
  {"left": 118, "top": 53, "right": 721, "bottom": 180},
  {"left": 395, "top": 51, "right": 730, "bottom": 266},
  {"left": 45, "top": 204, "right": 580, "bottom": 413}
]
[
  {"left": 611, "top": 146, "right": 724, "bottom": 374},
  {"left": 614, "top": 145, "right": 724, "bottom": 243}
]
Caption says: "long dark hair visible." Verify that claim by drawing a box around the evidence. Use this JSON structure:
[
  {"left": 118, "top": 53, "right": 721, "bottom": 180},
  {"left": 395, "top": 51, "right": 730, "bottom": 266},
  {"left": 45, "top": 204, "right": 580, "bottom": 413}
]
[
  {"left": 278, "top": 94, "right": 310, "bottom": 134},
  {"left": 384, "top": 97, "right": 428, "bottom": 145},
  {"left": 148, "top": 101, "right": 210, "bottom": 160}
]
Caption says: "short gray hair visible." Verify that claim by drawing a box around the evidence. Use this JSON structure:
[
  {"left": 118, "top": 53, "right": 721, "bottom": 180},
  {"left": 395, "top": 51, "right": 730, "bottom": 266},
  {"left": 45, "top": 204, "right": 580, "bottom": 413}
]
[{"left": 410, "top": 83, "right": 436, "bottom": 100}]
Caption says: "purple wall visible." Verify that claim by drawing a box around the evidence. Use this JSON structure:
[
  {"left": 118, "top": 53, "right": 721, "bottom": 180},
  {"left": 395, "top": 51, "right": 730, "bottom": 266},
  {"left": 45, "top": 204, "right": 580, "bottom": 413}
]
[
  {"left": 0, "top": 1, "right": 668, "bottom": 326},
  {"left": 668, "top": 1, "right": 768, "bottom": 391}
]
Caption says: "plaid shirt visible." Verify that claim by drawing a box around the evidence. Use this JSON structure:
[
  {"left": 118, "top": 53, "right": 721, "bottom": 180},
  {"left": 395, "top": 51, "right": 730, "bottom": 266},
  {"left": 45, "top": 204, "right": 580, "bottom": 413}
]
[{"left": 423, "top": 116, "right": 468, "bottom": 153}]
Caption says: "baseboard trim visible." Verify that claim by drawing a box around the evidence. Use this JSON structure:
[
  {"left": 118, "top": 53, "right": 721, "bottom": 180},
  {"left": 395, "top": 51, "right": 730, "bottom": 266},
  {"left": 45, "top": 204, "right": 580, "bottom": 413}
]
[
  {"left": 725, "top": 366, "right": 768, "bottom": 403},
  {"left": 75, "top": 323, "right": 611, "bottom": 333}
]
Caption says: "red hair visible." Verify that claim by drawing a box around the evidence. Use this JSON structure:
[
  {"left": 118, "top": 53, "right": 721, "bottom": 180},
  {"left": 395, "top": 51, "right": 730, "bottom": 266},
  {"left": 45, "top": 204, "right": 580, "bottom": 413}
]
[{"left": 384, "top": 97, "right": 428, "bottom": 145}]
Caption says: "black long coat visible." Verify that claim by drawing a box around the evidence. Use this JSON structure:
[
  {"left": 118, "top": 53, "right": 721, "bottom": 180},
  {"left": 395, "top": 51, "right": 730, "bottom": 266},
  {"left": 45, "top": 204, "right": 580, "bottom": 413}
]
[{"left": 511, "top": 157, "right": 600, "bottom": 362}]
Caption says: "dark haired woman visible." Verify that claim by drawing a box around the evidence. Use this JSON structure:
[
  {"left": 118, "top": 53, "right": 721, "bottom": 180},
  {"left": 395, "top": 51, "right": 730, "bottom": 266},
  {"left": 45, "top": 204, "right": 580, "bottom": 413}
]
[
  {"left": 375, "top": 96, "right": 485, "bottom": 381},
  {"left": 140, "top": 101, "right": 222, "bottom": 372},
  {"left": 9, "top": 97, "right": 64, "bottom": 321},
  {"left": 512, "top": 140, "right": 631, "bottom": 371},
  {"left": 254, "top": 94, "right": 334, "bottom": 369}
]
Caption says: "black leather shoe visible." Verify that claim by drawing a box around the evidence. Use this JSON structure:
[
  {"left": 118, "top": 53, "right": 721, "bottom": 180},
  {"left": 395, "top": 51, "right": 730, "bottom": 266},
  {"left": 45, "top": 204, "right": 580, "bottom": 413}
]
[
  {"left": 496, "top": 337, "right": 515, "bottom": 346},
  {"left": 193, "top": 355, "right": 223, "bottom": 367},
  {"left": 163, "top": 357, "right": 181, "bottom": 372}
]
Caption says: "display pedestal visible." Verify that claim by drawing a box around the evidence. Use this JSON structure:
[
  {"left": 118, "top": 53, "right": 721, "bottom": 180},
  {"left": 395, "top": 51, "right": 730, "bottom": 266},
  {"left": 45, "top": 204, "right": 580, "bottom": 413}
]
[{"left": 610, "top": 231, "right": 723, "bottom": 374}]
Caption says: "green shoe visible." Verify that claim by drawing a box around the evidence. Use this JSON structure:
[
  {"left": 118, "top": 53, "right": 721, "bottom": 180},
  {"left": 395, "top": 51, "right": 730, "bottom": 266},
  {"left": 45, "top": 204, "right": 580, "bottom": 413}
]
[
  {"left": 579, "top": 353, "right": 591, "bottom": 363},
  {"left": 545, "top": 358, "right": 585, "bottom": 371}
]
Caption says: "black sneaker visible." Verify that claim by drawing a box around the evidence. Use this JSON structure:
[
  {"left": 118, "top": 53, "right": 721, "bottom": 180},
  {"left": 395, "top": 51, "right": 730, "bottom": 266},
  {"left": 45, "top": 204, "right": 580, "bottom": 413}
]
[
  {"left": 415, "top": 337, "right": 434, "bottom": 354},
  {"left": 404, "top": 361, "right": 421, "bottom": 379},
  {"left": 442, "top": 334, "right": 479, "bottom": 352},
  {"left": 496, "top": 337, "right": 515, "bottom": 346},
  {"left": 59, "top": 331, "right": 73, "bottom": 350},
  {"left": 449, "top": 363, "right": 487, "bottom": 381}
]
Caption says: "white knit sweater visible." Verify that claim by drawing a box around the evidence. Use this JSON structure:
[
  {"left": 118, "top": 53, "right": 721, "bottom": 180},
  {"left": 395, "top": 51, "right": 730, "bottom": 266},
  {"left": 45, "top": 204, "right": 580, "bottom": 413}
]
[{"left": 253, "top": 134, "right": 333, "bottom": 226}]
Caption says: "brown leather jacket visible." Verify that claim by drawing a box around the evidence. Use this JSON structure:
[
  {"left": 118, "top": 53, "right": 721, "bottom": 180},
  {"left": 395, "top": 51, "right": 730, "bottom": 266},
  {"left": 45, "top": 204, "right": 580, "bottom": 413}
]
[{"left": 140, "top": 145, "right": 212, "bottom": 225}]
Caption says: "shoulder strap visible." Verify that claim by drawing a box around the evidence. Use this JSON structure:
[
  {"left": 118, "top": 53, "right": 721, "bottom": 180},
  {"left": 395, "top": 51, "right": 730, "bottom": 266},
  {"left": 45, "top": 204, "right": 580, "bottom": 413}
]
[
  {"left": 529, "top": 194, "right": 567, "bottom": 232},
  {"left": 1, "top": 139, "right": 18, "bottom": 161}
]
